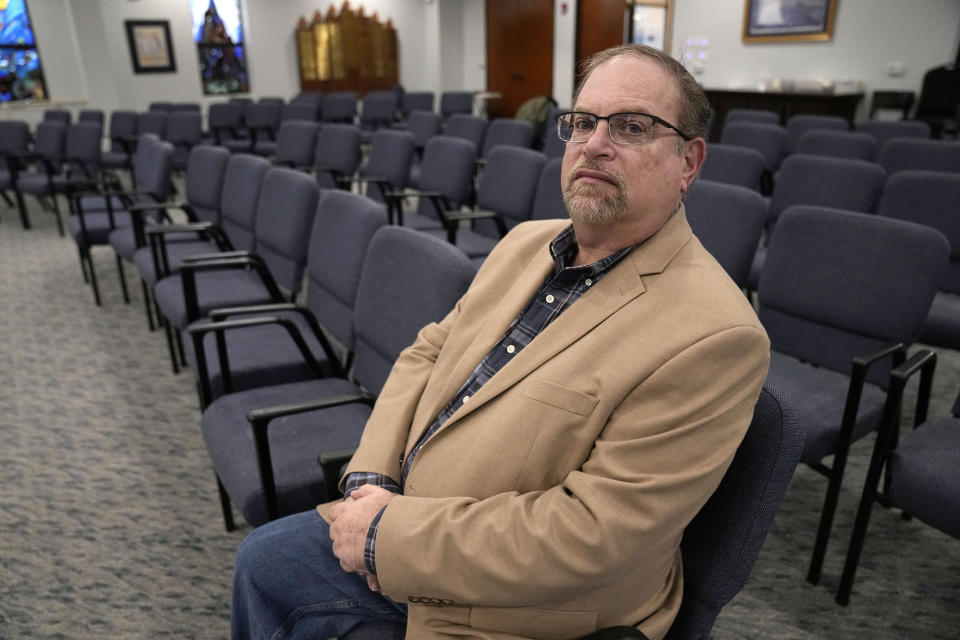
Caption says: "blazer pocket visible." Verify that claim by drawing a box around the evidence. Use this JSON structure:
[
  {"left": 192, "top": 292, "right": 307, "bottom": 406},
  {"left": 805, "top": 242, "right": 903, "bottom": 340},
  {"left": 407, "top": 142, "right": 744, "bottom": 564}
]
[
  {"left": 523, "top": 379, "right": 599, "bottom": 417},
  {"left": 468, "top": 605, "right": 598, "bottom": 640}
]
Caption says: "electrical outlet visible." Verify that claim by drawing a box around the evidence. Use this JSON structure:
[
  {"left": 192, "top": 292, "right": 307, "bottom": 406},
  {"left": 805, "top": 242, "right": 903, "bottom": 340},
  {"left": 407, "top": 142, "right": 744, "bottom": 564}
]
[{"left": 886, "top": 62, "right": 906, "bottom": 77}]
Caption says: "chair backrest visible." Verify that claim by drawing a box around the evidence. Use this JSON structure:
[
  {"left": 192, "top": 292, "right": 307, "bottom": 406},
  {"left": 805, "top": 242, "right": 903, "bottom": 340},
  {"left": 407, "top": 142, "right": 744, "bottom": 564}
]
[
  {"left": 407, "top": 110, "right": 442, "bottom": 151},
  {"left": 700, "top": 143, "right": 766, "bottom": 192},
  {"left": 33, "top": 121, "right": 66, "bottom": 161},
  {"left": 719, "top": 122, "right": 786, "bottom": 172},
  {"left": 444, "top": 114, "right": 487, "bottom": 151},
  {"left": 876, "top": 170, "right": 960, "bottom": 294},
  {"left": 245, "top": 102, "right": 283, "bottom": 136},
  {"left": 795, "top": 130, "right": 876, "bottom": 161},
  {"left": 359, "top": 91, "right": 399, "bottom": 130},
  {"left": 292, "top": 91, "right": 324, "bottom": 105},
  {"left": 272, "top": 120, "right": 319, "bottom": 168},
  {"left": 108, "top": 110, "right": 138, "bottom": 152},
  {"left": 172, "top": 102, "right": 201, "bottom": 113},
  {"left": 43, "top": 109, "right": 71, "bottom": 125},
  {"left": 320, "top": 92, "right": 357, "bottom": 123},
  {"left": 416, "top": 136, "right": 477, "bottom": 217},
  {"left": 439, "top": 91, "right": 475, "bottom": 118},
  {"left": 132, "top": 135, "right": 175, "bottom": 200},
  {"left": 480, "top": 118, "right": 534, "bottom": 158},
  {"left": 402, "top": 91, "right": 434, "bottom": 116},
  {"left": 258, "top": 96, "right": 286, "bottom": 106},
  {"left": 218, "top": 153, "right": 272, "bottom": 251},
  {"left": 723, "top": 107, "right": 780, "bottom": 129},
  {"left": 683, "top": 180, "right": 767, "bottom": 288},
  {"left": 877, "top": 138, "right": 960, "bottom": 175},
  {"left": 856, "top": 120, "right": 930, "bottom": 156},
  {"left": 63, "top": 122, "right": 103, "bottom": 176},
  {"left": 530, "top": 157, "right": 568, "bottom": 221},
  {"left": 305, "top": 191, "right": 389, "bottom": 351},
  {"left": 540, "top": 106, "right": 567, "bottom": 158},
  {"left": 251, "top": 167, "right": 320, "bottom": 295},
  {"left": 280, "top": 101, "right": 318, "bottom": 123},
  {"left": 476, "top": 146, "right": 545, "bottom": 230},
  {"left": 313, "top": 124, "right": 362, "bottom": 189},
  {"left": 148, "top": 101, "right": 173, "bottom": 113},
  {"left": 207, "top": 103, "right": 243, "bottom": 143},
  {"left": 784, "top": 114, "right": 849, "bottom": 154},
  {"left": 352, "top": 226, "right": 476, "bottom": 393},
  {"left": 757, "top": 206, "right": 949, "bottom": 380},
  {"left": 184, "top": 145, "right": 231, "bottom": 224},
  {"left": 665, "top": 384, "right": 804, "bottom": 640},
  {"left": 0, "top": 120, "right": 30, "bottom": 155},
  {"left": 768, "top": 154, "right": 886, "bottom": 227},
  {"left": 78, "top": 109, "right": 104, "bottom": 127},
  {"left": 165, "top": 112, "right": 203, "bottom": 146},
  {"left": 360, "top": 129, "right": 415, "bottom": 202},
  {"left": 136, "top": 111, "right": 167, "bottom": 138}
]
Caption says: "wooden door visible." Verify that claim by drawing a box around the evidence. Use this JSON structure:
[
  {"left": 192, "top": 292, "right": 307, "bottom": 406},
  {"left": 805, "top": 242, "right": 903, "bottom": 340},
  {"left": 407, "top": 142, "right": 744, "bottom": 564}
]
[
  {"left": 485, "top": 0, "right": 554, "bottom": 119},
  {"left": 576, "top": 0, "right": 627, "bottom": 87}
]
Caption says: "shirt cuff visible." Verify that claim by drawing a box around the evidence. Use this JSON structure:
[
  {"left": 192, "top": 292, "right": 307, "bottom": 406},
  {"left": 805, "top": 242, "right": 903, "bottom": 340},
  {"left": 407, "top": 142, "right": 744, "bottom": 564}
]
[
  {"left": 364, "top": 505, "right": 389, "bottom": 575},
  {"left": 343, "top": 471, "right": 401, "bottom": 499}
]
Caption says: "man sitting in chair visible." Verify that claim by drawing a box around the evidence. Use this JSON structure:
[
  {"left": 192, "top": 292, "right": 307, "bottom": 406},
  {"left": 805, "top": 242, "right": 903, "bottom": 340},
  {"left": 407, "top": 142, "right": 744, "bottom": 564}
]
[{"left": 231, "top": 44, "right": 769, "bottom": 640}]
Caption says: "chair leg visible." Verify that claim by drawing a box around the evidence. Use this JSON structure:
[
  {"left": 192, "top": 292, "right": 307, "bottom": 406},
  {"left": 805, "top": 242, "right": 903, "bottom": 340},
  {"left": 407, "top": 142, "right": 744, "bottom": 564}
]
[
  {"left": 50, "top": 194, "right": 64, "bottom": 237},
  {"left": 85, "top": 249, "right": 102, "bottom": 307},
  {"left": 0, "top": 190, "right": 12, "bottom": 207},
  {"left": 140, "top": 279, "right": 156, "bottom": 331},
  {"left": 77, "top": 246, "right": 90, "bottom": 283},
  {"left": 162, "top": 316, "right": 181, "bottom": 375},
  {"left": 114, "top": 253, "right": 131, "bottom": 304},
  {"left": 176, "top": 328, "right": 188, "bottom": 367},
  {"left": 216, "top": 475, "right": 237, "bottom": 532},
  {"left": 807, "top": 455, "right": 851, "bottom": 585},
  {"left": 14, "top": 190, "right": 31, "bottom": 230}
]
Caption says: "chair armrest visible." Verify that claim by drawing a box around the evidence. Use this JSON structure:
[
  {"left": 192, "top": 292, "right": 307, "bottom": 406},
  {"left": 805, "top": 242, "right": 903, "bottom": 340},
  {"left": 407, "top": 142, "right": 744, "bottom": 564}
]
[
  {"left": 129, "top": 200, "right": 187, "bottom": 214},
  {"left": 316, "top": 447, "right": 359, "bottom": 501},
  {"left": 178, "top": 254, "right": 284, "bottom": 325},
  {"left": 180, "top": 250, "right": 251, "bottom": 263},
  {"left": 245, "top": 391, "right": 377, "bottom": 520},
  {"left": 146, "top": 222, "right": 213, "bottom": 235},
  {"left": 836, "top": 342, "right": 907, "bottom": 449},
  {"left": 208, "top": 302, "right": 299, "bottom": 320}
]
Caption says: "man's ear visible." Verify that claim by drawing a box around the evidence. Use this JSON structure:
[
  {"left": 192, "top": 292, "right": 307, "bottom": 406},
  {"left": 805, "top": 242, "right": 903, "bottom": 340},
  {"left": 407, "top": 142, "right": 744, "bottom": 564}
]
[{"left": 680, "top": 137, "right": 707, "bottom": 193}]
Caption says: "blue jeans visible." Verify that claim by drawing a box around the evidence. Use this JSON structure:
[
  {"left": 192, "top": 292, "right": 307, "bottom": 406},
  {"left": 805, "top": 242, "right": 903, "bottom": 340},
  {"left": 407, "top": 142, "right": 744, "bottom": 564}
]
[{"left": 231, "top": 510, "right": 407, "bottom": 640}]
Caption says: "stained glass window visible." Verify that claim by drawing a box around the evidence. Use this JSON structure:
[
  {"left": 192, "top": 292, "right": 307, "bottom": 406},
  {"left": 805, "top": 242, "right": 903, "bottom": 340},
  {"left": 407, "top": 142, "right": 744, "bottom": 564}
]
[
  {"left": 0, "top": 0, "right": 47, "bottom": 102},
  {"left": 190, "top": 0, "right": 249, "bottom": 95}
]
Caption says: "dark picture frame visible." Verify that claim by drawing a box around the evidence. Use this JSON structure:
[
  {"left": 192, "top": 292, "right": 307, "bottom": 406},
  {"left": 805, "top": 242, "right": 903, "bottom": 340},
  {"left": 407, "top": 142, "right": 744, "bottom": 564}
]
[
  {"left": 742, "top": 0, "right": 838, "bottom": 43},
  {"left": 124, "top": 19, "right": 177, "bottom": 73}
]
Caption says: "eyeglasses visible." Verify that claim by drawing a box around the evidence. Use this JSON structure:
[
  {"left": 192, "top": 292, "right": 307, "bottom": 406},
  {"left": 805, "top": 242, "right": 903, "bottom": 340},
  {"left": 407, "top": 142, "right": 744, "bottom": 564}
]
[{"left": 557, "top": 111, "right": 692, "bottom": 146}]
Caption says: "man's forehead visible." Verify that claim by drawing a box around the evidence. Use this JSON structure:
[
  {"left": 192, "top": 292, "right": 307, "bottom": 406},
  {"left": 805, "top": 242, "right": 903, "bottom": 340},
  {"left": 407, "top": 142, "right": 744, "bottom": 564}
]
[{"left": 575, "top": 55, "right": 678, "bottom": 114}]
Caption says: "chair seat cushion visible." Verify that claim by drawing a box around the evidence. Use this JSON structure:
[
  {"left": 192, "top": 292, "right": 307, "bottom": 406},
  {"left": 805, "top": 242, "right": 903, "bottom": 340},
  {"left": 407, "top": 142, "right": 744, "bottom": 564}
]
[
  {"left": 153, "top": 270, "right": 276, "bottom": 329},
  {"left": 918, "top": 292, "right": 960, "bottom": 350},
  {"left": 67, "top": 211, "right": 132, "bottom": 249},
  {"left": 766, "top": 351, "right": 887, "bottom": 465},
  {"left": 889, "top": 416, "right": 960, "bottom": 539},
  {"left": 185, "top": 311, "right": 339, "bottom": 400},
  {"left": 398, "top": 210, "right": 444, "bottom": 231},
  {"left": 426, "top": 228, "right": 498, "bottom": 258},
  {"left": 15, "top": 172, "right": 57, "bottom": 195},
  {"left": 108, "top": 227, "right": 138, "bottom": 261},
  {"left": 202, "top": 377, "right": 371, "bottom": 526},
  {"left": 133, "top": 239, "right": 221, "bottom": 287}
]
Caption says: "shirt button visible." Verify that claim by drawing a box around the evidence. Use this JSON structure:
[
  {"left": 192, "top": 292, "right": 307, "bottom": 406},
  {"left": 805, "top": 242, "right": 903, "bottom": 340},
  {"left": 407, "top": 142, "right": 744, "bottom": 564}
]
[
  {"left": 585, "top": 278, "right": 593, "bottom": 286},
  {"left": 506, "top": 344, "right": 516, "bottom": 354},
  {"left": 461, "top": 395, "right": 470, "bottom": 404},
  {"left": 545, "top": 294, "right": 555, "bottom": 303}
]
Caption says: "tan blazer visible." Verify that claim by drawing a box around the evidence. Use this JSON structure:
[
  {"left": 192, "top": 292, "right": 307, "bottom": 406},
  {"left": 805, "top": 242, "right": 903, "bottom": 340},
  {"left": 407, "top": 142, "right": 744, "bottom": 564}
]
[{"left": 318, "top": 208, "right": 770, "bottom": 640}]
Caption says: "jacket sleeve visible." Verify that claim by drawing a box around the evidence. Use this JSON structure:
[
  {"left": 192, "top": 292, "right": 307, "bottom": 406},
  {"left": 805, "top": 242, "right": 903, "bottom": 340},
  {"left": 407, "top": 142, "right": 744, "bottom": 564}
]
[
  {"left": 372, "top": 324, "right": 770, "bottom": 607},
  {"left": 340, "top": 295, "right": 464, "bottom": 491}
]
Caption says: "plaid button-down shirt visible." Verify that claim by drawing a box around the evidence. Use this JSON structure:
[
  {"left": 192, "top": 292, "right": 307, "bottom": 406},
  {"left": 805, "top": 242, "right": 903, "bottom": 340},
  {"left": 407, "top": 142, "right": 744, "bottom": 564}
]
[{"left": 345, "top": 224, "right": 641, "bottom": 575}]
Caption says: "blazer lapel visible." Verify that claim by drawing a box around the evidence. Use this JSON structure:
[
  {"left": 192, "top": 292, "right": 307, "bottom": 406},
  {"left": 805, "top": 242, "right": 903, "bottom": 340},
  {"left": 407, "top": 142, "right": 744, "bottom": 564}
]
[{"left": 428, "top": 207, "right": 695, "bottom": 439}]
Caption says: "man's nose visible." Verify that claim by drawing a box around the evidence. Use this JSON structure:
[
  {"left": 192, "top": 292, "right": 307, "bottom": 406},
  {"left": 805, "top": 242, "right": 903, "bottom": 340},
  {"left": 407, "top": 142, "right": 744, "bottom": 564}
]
[{"left": 581, "top": 119, "right": 616, "bottom": 157}]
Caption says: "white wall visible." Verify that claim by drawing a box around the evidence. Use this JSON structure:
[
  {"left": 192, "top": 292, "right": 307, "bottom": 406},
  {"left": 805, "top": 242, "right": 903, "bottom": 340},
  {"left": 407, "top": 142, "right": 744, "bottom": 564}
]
[
  {"left": 671, "top": 0, "right": 960, "bottom": 112},
  {"left": 461, "top": 0, "right": 487, "bottom": 92},
  {"left": 553, "top": 0, "right": 577, "bottom": 107}
]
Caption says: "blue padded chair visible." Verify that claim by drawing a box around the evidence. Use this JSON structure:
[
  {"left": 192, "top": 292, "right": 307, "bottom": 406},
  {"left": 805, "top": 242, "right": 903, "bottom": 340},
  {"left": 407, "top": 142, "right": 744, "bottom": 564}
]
[
  {"left": 836, "top": 350, "right": 960, "bottom": 605},
  {"left": 279, "top": 101, "right": 318, "bottom": 123},
  {"left": 153, "top": 166, "right": 320, "bottom": 337},
  {"left": 342, "top": 384, "right": 805, "bottom": 640},
  {"left": 389, "top": 135, "right": 477, "bottom": 231},
  {"left": 313, "top": 124, "right": 362, "bottom": 190},
  {"left": 225, "top": 102, "right": 282, "bottom": 154},
  {"left": 164, "top": 111, "right": 203, "bottom": 172},
  {"left": 722, "top": 107, "right": 779, "bottom": 129},
  {"left": 266, "top": 120, "right": 319, "bottom": 169},
  {"left": 875, "top": 170, "right": 960, "bottom": 351},
  {"left": 877, "top": 138, "right": 960, "bottom": 175},
  {"left": 856, "top": 119, "right": 930, "bottom": 157},
  {"left": 357, "top": 129, "right": 415, "bottom": 203},
  {"left": 401, "top": 91, "right": 434, "bottom": 118},
  {"left": 683, "top": 180, "right": 767, "bottom": 289},
  {"left": 439, "top": 91, "right": 475, "bottom": 119},
  {"left": 172, "top": 102, "right": 201, "bottom": 113},
  {"left": 784, "top": 114, "right": 848, "bottom": 155},
  {"left": 720, "top": 122, "right": 787, "bottom": 174},
  {"left": 320, "top": 92, "right": 358, "bottom": 123},
  {"left": 11, "top": 121, "right": 65, "bottom": 233},
  {"left": 405, "top": 110, "right": 442, "bottom": 187},
  {"left": 0, "top": 119, "right": 32, "bottom": 229},
  {"left": 426, "top": 146, "right": 545, "bottom": 264},
  {"left": 444, "top": 113, "right": 488, "bottom": 152},
  {"left": 479, "top": 118, "right": 534, "bottom": 159},
  {"left": 100, "top": 110, "right": 138, "bottom": 173},
  {"left": 700, "top": 143, "right": 766, "bottom": 192},
  {"left": 359, "top": 91, "right": 400, "bottom": 143},
  {"left": 200, "top": 225, "right": 476, "bottom": 529},
  {"left": 756, "top": 206, "right": 949, "bottom": 586},
  {"left": 43, "top": 108, "right": 71, "bottom": 125},
  {"left": 78, "top": 109, "right": 104, "bottom": 127},
  {"left": 541, "top": 106, "right": 567, "bottom": 158},
  {"left": 258, "top": 97, "right": 286, "bottom": 106},
  {"left": 136, "top": 111, "right": 167, "bottom": 139},
  {"left": 187, "top": 191, "right": 389, "bottom": 404},
  {"left": 206, "top": 102, "right": 243, "bottom": 145},
  {"left": 795, "top": 130, "right": 876, "bottom": 161},
  {"left": 148, "top": 101, "right": 173, "bottom": 113},
  {"left": 530, "top": 157, "right": 567, "bottom": 221}
]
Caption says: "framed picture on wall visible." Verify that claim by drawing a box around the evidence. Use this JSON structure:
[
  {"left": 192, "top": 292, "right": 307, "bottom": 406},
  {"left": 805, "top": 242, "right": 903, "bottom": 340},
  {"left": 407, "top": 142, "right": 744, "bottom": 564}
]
[
  {"left": 124, "top": 20, "right": 177, "bottom": 73},
  {"left": 742, "top": 0, "right": 838, "bottom": 43}
]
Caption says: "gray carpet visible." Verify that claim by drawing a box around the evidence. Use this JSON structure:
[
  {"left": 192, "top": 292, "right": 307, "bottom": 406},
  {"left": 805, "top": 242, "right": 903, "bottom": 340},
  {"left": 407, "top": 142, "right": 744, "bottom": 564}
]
[{"left": 1, "top": 199, "right": 958, "bottom": 639}]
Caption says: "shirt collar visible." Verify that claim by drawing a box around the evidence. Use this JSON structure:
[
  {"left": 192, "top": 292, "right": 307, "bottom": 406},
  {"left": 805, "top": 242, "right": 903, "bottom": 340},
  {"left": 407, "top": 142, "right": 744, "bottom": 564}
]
[{"left": 548, "top": 223, "right": 644, "bottom": 277}]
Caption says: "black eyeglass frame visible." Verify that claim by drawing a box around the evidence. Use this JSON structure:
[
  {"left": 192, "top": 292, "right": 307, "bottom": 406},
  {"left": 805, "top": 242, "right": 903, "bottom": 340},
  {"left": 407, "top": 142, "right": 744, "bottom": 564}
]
[{"left": 556, "top": 110, "right": 693, "bottom": 145}]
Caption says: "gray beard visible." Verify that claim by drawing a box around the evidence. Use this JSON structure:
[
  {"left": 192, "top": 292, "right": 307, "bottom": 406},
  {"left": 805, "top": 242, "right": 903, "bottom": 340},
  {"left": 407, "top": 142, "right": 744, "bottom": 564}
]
[{"left": 563, "top": 180, "right": 628, "bottom": 226}]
